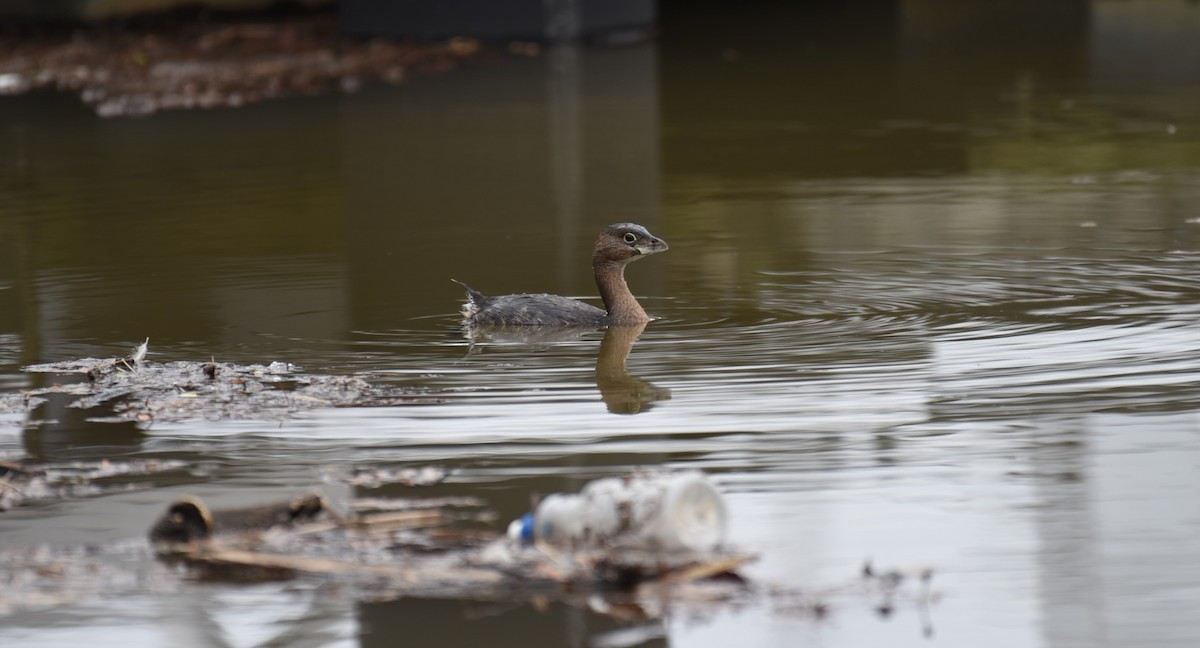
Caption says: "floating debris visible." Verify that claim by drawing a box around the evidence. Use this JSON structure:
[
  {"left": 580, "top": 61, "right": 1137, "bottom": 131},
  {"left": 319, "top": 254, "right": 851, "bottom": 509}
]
[
  {"left": 770, "top": 560, "right": 938, "bottom": 634},
  {"left": 0, "top": 13, "right": 487, "bottom": 117},
  {"left": 0, "top": 391, "right": 42, "bottom": 418},
  {"left": 0, "top": 540, "right": 171, "bottom": 617},
  {"left": 149, "top": 492, "right": 333, "bottom": 545},
  {"left": 142, "top": 487, "right": 935, "bottom": 627},
  {"left": 0, "top": 460, "right": 46, "bottom": 511},
  {"left": 147, "top": 488, "right": 756, "bottom": 610},
  {"left": 350, "top": 495, "right": 489, "bottom": 513},
  {"left": 507, "top": 471, "right": 727, "bottom": 552},
  {"left": 0, "top": 457, "right": 191, "bottom": 511},
  {"left": 348, "top": 465, "right": 448, "bottom": 488},
  {"left": 0, "top": 474, "right": 937, "bottom": 633},
  {"left": 18, "top": 340, "right": 434, "bottom": 424}
]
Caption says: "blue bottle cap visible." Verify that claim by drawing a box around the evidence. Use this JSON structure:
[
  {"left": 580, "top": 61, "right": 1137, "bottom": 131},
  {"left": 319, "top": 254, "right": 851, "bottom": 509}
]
[
  {"left": 507, "top": 512, "right": 536, "bottom": 544},
  {"left": 519, "top": 512, "right": 534, "bottom": 542}
]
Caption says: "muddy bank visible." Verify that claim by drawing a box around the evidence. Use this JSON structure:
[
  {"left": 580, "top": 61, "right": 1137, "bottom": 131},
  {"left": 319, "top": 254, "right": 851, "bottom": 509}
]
[{"left": 0, "top": 12, "right": 491, "bottom": 116}]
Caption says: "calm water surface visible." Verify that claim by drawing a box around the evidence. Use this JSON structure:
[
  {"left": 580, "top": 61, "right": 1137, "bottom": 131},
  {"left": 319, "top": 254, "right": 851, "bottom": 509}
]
[{"left": 3, "top": 2, "right": 1200, "bottom": 646}]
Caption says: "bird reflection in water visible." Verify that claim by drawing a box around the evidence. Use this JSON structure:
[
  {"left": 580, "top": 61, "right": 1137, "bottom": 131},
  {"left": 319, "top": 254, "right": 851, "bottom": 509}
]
[
  {"left": 595, "top": 323, "right": 670, "bottom": 415},
  {"left": 462, "top": 322, "right": 670, "bottom": 415}
]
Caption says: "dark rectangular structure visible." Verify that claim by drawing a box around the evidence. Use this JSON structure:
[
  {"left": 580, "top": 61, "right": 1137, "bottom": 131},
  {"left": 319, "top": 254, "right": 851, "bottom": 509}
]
[{"left": 341, "top": 0, "right": 656, "bottom": 42}]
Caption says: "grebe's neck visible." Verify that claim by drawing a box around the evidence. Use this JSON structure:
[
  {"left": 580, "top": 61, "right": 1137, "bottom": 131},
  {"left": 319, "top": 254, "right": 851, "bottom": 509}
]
[{"left": 593, "top": 258, "right": 649, "bottom": 324}]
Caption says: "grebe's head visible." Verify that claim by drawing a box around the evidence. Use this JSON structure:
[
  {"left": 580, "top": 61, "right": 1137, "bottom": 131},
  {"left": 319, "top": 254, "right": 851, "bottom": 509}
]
[{"left": 594, "top": 223, "right": 668, "bottom": 265}]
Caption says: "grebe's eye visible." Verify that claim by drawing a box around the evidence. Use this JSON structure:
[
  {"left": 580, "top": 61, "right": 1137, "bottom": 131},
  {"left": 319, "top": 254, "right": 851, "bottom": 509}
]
[{"left": 623, "top": 232, "right": 638, "bottom": 244}]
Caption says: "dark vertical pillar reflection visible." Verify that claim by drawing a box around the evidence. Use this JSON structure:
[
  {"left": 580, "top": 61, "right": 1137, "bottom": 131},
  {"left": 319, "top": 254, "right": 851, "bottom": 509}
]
[
  {"left": 22, "top": 396, "right": 145, "bottom": 462},
  {"left": 358, "top": 598, "right": 667, "bottom": 648},
  {"left": 0, "top": 224, "right": 24, "bottom": 364},
  {"left": 0, "top": 121, "right": 40, "bottom": 372},
  {"left": 547, "top": 44, "right": 585, "bottom": 283},
  {"left": 339, "top": 44, "right": 661, "bottom": 332}
]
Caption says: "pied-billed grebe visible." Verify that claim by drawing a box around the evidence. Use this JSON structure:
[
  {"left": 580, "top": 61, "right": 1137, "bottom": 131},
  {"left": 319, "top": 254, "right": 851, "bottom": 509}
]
[{"left": 456, "top": 223, "right": 668, "bottom": 327}]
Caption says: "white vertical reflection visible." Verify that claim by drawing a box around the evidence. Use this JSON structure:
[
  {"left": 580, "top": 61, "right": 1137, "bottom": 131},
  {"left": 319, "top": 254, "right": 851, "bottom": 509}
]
[{"left": 158, "top": 583, "right": 359, "bottom": 648}]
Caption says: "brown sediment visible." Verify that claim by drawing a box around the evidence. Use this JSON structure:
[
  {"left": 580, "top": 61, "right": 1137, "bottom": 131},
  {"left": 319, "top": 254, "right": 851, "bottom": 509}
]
[{"left": 0, "top": 12, "right": 487, "bottom": 117}]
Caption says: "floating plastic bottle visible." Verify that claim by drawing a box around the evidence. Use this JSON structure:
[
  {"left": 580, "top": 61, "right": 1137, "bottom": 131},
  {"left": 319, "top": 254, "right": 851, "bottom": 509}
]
[{"left": 507, "top": 471, "right": 727, "bottom": 552}]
